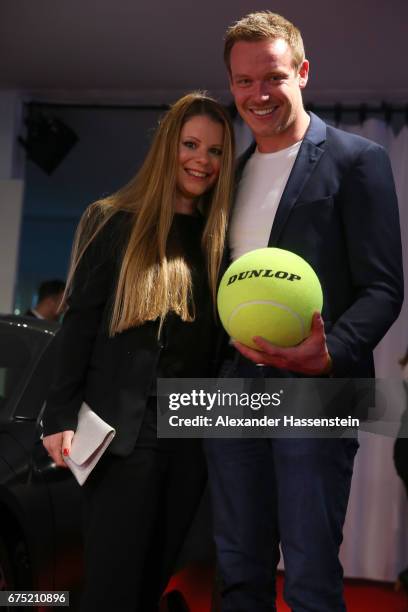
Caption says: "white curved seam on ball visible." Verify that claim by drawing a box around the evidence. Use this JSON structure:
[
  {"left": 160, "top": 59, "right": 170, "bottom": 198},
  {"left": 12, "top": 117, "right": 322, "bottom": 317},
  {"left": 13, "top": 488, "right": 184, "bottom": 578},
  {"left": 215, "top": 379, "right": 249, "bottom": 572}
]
[{"left": 227, "top": 300, "right": 305, "bottom": 337}]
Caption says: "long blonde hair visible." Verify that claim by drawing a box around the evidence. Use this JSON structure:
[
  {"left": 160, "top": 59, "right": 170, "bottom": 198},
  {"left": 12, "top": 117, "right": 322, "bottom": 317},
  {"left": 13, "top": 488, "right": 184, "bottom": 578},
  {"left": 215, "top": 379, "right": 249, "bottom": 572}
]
[{"left": 66, "top": 92, "right": 235, "bottom": 336}]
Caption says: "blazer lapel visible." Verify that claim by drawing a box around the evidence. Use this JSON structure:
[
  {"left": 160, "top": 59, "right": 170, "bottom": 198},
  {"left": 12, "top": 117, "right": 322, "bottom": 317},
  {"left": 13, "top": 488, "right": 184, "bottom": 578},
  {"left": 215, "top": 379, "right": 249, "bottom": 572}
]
[
  {"left": 219, "top": 142, "right": 257, "bottom": 279},
  {"left": 234, "top": 142, "right": 256, "bottom": 195},
  {"left": 268, "top": 113, "right": 327, "bottom": 246}
]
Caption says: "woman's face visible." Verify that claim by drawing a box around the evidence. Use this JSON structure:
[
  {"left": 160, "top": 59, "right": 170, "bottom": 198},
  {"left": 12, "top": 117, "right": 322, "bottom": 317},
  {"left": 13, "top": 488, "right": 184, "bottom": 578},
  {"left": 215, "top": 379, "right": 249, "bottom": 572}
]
[{"left": 176, "top": 114, "right": 224, "bottom": 213}]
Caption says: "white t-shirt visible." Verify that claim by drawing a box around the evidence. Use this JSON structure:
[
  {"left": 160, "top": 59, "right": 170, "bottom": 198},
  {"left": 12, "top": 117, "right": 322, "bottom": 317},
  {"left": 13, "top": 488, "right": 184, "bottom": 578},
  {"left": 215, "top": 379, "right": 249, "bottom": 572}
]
[{"left": 229, "top": 141, "right": 302, "bottom": 261}]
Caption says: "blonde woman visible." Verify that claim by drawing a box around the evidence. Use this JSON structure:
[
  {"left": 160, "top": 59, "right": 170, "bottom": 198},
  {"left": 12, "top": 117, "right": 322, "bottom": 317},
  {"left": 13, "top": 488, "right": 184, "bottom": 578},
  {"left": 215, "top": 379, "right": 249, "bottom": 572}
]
[{"left": 42, "top": 92, "right": 235, "bottom": 612}]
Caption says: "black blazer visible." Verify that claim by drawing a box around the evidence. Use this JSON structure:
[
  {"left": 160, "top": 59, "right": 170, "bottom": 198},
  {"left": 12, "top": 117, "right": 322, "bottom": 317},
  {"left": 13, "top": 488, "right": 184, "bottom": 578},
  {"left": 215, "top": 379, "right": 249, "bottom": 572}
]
[
  {"left": 44, "top": 212, "right": 169, "bottom": 456},
  {"left": 230, "top": 112, "right": 403, "bottom": 378}
]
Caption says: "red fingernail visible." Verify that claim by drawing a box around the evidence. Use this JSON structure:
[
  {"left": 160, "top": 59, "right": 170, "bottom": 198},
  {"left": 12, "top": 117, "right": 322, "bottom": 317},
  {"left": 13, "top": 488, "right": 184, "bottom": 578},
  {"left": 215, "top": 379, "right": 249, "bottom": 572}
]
[{"left": 63, "top": 448, "right": 69, "bottom": 456}]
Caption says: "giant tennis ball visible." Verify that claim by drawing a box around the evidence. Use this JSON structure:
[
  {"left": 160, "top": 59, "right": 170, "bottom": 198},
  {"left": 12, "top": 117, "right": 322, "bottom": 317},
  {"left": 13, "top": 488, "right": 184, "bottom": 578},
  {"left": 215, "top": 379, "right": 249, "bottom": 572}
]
[{"left": 217, "top": 248, "right": 323, "bottom": 348}]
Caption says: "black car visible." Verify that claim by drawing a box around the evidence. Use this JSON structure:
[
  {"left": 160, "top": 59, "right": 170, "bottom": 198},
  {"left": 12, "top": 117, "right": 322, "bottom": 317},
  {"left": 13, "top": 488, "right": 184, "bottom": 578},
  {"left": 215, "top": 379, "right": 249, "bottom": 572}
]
[
  {"left": 0, "top": 314, "right": 216, "bottom": 612},
  {"left": 0, "top": 315, "right": 83, "bottom": 611}
]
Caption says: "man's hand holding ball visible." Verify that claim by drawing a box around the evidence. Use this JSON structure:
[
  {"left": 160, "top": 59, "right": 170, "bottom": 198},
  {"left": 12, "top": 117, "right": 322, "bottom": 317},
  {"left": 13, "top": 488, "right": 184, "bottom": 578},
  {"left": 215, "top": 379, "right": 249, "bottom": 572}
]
[
  {"left": 233, "top": 311, "right": 332, "bottom": 375},
  {"left": 217, "top": 248, "right": 332, "bottom": 375}
]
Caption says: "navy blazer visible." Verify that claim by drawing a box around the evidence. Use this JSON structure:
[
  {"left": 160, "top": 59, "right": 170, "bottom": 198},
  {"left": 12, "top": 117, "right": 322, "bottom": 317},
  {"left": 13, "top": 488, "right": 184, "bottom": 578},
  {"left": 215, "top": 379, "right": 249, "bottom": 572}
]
[{"left": 231, "top": 112, "right": 403, "bottom": 377}]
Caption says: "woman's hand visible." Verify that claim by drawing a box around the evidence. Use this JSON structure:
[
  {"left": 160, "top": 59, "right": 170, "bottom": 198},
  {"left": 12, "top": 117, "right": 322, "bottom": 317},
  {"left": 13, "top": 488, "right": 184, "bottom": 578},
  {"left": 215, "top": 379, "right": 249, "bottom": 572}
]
[{"left": 42, "top": 431, "right": 75, "bottom": 468}]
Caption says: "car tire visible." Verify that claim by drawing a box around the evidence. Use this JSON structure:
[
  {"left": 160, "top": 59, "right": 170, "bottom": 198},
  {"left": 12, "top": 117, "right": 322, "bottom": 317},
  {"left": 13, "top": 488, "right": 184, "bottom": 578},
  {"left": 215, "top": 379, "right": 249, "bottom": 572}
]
[
  {"left": 0, "top": 534, "right": 14, "bottom": 611},
  {"left": 0, "top": 535, "right": 33, "bottom": 612}
]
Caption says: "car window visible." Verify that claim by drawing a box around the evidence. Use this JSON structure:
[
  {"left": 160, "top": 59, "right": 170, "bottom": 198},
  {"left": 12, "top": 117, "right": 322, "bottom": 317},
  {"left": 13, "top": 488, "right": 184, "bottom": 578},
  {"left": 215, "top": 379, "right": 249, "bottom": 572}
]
[
  {"left": 0, "top": 330, "right": 32, "bottom": 412},
  {"left": 14, "top": 335, "right": 58, "bottom": 420},
  {"left": 0, "top": 324, "right": 50, "bottom": 418}
]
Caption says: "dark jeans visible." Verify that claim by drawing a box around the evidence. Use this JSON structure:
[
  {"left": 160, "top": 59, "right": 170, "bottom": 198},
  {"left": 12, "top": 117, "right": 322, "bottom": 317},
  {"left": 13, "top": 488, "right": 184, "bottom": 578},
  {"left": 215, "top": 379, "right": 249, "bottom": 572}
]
[
  {"left": 204, "top": 436, "right": 358, "bottom": 612},
  {"left": 79, "top": 433, "right": 206, "bottom": 612}
]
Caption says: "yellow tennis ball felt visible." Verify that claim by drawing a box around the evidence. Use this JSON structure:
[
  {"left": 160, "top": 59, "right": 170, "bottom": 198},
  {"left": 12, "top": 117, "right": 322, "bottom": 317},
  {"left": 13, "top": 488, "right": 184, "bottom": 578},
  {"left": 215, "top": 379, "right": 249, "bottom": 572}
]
[{"left": 217, "top": 248, "right": 323, "bottom": 349}]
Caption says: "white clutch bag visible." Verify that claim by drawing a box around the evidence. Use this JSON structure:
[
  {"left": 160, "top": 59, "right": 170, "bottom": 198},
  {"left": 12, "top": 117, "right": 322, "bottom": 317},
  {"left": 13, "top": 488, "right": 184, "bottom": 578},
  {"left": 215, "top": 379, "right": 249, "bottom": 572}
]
[{"left": 63, "top": 402, "right": 116, "bottom": 485}]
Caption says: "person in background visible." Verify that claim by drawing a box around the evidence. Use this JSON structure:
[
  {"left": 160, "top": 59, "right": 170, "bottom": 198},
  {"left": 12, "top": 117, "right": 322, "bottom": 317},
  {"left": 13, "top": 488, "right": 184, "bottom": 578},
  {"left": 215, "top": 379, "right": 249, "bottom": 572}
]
[
  {"left": 42, "top": 92, "right": 235, "bottom": 612},
  {"left": 204, "top": 11, "right": 403, "bottom": 612},
  {"left": 394, "top": 347, "right": 408, "bottom": 592},
  {"left": 25, "top": 279, "right": 65, "bottom": 321}
]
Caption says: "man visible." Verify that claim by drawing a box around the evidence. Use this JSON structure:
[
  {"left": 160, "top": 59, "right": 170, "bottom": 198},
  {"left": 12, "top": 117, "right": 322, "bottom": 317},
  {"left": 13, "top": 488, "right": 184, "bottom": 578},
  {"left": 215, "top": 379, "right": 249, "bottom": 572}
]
[
  {"left": 205, "top": 11, "right": 403, "bottom": 612},
  {"left": 26, "top": 279, "right": 65, "bottom": 321}
]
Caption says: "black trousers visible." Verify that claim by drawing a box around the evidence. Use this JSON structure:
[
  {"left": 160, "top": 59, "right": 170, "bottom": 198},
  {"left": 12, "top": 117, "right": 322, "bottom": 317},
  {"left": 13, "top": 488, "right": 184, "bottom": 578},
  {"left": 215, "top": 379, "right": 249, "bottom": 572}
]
[
  {"left": 79, "top": 429, "right": 206, "bottom": 612},
  {"left": 205, "top": 437, "right": 358, "bottom": 612}
]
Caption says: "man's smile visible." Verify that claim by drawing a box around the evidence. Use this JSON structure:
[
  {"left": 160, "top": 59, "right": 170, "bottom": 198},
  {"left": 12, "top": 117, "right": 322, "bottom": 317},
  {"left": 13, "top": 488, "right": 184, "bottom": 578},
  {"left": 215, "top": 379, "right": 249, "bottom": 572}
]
[{"left": 249, "top": 105, "right": 279, "bottom": 117}]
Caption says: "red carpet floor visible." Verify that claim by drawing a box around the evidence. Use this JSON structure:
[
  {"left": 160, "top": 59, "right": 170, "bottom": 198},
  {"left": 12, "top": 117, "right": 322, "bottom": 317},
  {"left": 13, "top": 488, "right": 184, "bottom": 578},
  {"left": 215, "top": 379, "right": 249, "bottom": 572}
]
[
  {"left": 276, "top": 575, "right": 408, "bottom": 612},
  {"left": 165, "top": 565, "right": 408, "bottom": 611}
]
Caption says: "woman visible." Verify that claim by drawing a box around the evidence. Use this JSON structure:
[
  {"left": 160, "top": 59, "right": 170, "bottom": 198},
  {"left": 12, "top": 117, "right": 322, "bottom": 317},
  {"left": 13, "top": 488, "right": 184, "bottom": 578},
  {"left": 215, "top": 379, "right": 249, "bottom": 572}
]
[{"left": 42, "top": 92, "right": 235, "bottom": 612}]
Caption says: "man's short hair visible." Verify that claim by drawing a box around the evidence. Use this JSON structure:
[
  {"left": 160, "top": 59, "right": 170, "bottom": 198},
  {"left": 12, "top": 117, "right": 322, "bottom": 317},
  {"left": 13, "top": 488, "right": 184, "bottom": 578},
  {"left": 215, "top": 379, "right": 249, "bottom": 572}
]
[
  {"left": 37, "top": 279, "right": 65, "bottom": 302},
  {"left": 224, "top": 11, "right": 305, "bottom": 73}
]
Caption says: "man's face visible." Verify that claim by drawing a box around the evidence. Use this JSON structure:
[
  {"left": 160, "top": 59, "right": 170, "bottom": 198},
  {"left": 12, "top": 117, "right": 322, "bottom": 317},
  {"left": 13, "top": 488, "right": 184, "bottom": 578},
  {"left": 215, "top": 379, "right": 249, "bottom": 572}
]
[{"left": 229, "top": 38, "right": 309, "bottom": 150}]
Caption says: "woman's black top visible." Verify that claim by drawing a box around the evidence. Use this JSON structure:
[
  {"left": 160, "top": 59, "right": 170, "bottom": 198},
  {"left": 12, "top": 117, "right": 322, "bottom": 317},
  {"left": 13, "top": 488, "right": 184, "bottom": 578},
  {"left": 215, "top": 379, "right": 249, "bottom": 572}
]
[
  {"left": 155, "top": 212, "right": 214, "bottom": 381},
  {"left": 139, "top": 213, "right": 215, "bottom": 445}
]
